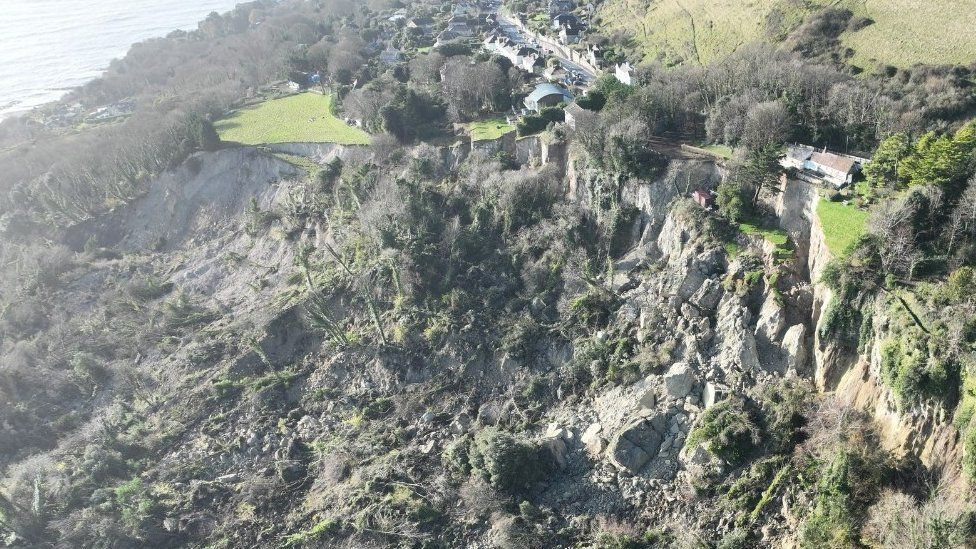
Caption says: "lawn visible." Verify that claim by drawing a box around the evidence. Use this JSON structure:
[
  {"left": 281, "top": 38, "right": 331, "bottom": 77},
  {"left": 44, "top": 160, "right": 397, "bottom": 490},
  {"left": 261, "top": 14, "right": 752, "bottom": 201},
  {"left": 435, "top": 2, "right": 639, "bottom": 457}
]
[
  {"left": 467, "top": 118, "right": 515, "bottom": 141},
  {"left": 216, "top": 92, "right": 369, "bottom": 145},
  {"left": 816, "top": 198, "right": 869, "bottom": 257},
  {"left": 699, "top": 143, "right": 733, "bottom": 160}
]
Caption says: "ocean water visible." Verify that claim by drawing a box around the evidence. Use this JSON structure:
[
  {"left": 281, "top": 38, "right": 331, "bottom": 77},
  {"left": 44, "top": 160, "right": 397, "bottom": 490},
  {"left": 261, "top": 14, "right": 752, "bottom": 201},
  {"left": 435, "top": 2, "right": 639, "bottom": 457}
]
[{"left": 0, "top": 0, "right": 244, "bottom": 117}]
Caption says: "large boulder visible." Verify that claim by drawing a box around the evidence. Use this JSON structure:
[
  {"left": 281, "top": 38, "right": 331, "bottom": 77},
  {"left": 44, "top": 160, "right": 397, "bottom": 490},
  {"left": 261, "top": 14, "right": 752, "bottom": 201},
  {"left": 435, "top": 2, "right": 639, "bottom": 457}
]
[
  {"left": 702, "top": 381, "right": 730, "bottom": 408},
  {"left": 755, "top": 294, "right": 786, "bottom": 342},
  {"left": 781, "top": 324, "right": 808, "bottom": 373},
  {"left": 715, "top": 297, "right": 761, "bottom": 373},
  {"left": 607, "top": 413, "right": 669, "bottom": 474},
  {"left": 663, "top": 362, "right": 696, "bottom": 399},
  {"left": 581, "top": 423, "right": 605, "bottom": 456}
]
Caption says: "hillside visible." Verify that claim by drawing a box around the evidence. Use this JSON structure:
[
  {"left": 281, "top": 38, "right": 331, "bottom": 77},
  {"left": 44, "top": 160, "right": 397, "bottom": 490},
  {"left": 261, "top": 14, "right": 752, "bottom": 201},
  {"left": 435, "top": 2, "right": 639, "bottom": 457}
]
[
  {"left": 4, "top": 0, "right": 976, "bottom": 547},
  {"left": 595, "top": 0, "right": 976, "bottom": 68}
]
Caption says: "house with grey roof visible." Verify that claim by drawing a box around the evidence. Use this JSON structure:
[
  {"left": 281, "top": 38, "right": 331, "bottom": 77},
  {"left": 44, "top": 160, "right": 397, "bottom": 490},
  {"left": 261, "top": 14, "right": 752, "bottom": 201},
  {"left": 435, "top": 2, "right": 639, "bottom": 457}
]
[
  {"left": 783, "top": 144, "right": 866, "bottom": 188},
  {"left": 524, "top": 83, "right": 573, "bottom": 112}
]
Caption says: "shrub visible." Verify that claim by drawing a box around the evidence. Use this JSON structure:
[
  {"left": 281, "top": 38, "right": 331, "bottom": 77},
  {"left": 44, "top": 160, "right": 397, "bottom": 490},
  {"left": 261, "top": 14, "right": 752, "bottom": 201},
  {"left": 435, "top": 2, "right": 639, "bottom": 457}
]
[
  {"left": 799, "top": 449, "right": 886, "bottom": 548},
  {"left": 686, "top": 396, "right": 760, "bottom": 465},
  {"left": 878, "top": 332, "right": 959, "bottom": 410},
  {"left": 864, "top": 489, "right": 976, "bottom": 548},
  {"left": 442, "top": 434, "right": 472, "bottom": 476},
  {"left": 756, "top": 380, "right": 811, "bottom": 453},
  {"left": 468, "top": 427, "right": 544, "bottom": 493},
  {"left": 964, "top": 426, "right": 976, "bottom": 480}
]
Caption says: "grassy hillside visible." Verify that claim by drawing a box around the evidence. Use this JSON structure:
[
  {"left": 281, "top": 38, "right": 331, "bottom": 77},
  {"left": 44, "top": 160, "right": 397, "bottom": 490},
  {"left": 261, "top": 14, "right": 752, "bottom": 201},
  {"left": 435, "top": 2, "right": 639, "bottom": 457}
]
[
  {"left": 596, "top": 0, "right": 976, "bottom": 68},
  {"left": 216, "top": 92, "right": 369, "bottom": 145},
  {"left": 841, "top": 0, "right": 976, "bottom": 68}
]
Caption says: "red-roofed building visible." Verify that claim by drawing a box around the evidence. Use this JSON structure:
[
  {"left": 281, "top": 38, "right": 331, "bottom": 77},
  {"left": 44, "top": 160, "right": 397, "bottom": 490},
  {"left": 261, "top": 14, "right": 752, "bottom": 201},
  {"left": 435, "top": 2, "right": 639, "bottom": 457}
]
[{"left": 693, "top": 189, "right": 713, "bottom": 209}]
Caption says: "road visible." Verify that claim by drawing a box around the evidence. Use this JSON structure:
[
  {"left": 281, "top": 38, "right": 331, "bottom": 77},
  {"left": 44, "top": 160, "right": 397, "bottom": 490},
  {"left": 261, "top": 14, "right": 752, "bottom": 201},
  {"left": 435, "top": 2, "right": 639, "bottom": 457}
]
[{"left": 492, "top": 9, "right": 598, "bottom": 87}]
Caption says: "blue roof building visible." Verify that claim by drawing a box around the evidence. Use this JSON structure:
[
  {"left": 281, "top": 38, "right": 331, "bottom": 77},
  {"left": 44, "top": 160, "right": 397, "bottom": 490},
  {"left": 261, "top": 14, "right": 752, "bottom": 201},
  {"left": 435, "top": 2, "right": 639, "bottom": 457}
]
[{"left": 524, "top": 83, "right": 573, "bottom": 112}]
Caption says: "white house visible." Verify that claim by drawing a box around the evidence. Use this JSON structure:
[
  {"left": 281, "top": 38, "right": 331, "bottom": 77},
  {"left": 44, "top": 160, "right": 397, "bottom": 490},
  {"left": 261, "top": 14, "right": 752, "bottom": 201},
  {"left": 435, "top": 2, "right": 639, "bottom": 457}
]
[
  {"left": 783, "top": 144, "right": 865, "bottom": 188},
  {"left": 615, "top": 62, "right": 633, "bottom": 85}
]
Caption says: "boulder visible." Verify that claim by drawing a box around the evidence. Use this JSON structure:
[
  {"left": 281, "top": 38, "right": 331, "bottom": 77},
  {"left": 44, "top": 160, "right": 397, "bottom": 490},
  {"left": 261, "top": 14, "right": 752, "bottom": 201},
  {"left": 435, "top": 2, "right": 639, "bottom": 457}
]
[
  {"left": 541, "top": 435, "right": 569, "bottom": 470},
  {"left": 781, "top": 324, "right": 808, "bottom": 372},
  {"left": 691, "top": 278, "right": 722, "bottom": 313},
  {"left": 755, "top": 294, "right": 786, "bottom": 342},
  {"left": 663, "top": 362, "right": 696, "bottom": 399},
  {"left": 702, "top": 382, "right": 729, "bottom": 409},
  {"left": 715, "top": 298, "right": 761, "bottom": 372},
  {"left": 581, "top": 423, "right": 605, "bottom": 456},
  {"left": 607, "top": 413, "right": 669, "bottom": 473}
]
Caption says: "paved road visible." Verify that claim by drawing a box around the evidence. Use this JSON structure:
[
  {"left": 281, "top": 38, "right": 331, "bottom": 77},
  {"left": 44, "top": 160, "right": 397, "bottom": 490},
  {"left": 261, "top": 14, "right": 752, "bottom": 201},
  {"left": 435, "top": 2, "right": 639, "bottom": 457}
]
[{"left": 493, "top": 11, "right": 598, "bottom": 87}]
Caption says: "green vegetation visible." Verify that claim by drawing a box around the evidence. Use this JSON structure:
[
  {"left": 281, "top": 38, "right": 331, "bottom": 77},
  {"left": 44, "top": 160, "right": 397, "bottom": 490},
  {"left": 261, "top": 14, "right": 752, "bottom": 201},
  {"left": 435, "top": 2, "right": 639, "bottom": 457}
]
[
  {"left": 216, "top": 93, "right": 369, "bottom": 145},
  {"left": 816, "top": 199, "right": 868, "bottom": 256},
  {"left": 283, "top": 518, "right": 341, "bottom": 547},
  {"left": 738, "top": 221, "right": 787, "bottom": 247},
  {"left": 700, "top": 143, "right": 734, "bottom": 160},
  {"left": 467, "top": 118, "right": 515, "bottom": 141},
  {"left": 687, "top": 396, "right": 760, "bottom": 465},
  {"left": 596, "top": 0, "right": 976, "bottom": 68},
  {"left": 467, "top": 427, "right": 545, "bottom": 493}
]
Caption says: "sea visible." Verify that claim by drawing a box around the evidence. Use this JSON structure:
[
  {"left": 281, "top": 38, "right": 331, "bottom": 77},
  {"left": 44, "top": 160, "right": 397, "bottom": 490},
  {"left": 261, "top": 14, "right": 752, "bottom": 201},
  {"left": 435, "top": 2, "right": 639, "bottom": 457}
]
[{"left": 0, "top": 0, "right": 244, "bottom": 118}]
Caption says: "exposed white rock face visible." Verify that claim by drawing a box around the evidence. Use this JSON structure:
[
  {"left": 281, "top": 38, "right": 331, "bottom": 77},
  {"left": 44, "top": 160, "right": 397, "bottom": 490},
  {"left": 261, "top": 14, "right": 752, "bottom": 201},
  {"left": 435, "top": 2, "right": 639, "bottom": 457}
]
[
  {"left": 755, "top": 293, "right": 786, "bottom": 343},
  {"left": 714, "top": 295, "right": 761, "bottom": 373},
  {"left": 663, "top": 363, "right": 696, "bottom": 400},
  {"left": 781, "top": 324, "right": 808, "bottom": 373}
]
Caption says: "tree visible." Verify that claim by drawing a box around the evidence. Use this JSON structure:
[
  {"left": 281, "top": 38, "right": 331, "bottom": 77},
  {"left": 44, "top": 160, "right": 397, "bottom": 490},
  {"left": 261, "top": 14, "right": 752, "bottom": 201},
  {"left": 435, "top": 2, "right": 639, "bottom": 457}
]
[
  {"left": 440, "top": 58, "right": 508, "bottom": 122},
  {"left": 408, "top": 52, "right": 446, "bottom": 87},
  {"left": 731, "top": 144, "right": 783, "bottom": 207},
  {"left": 898, "top": 131, "right": 967, "bottom": 188},
  {"left": 716, "top": 180, "right": 747, "bottom": 222},
  {"left": 863, "top": 133, "right": 910, "bottom": 191},
  {"left": 343, "top": 81, "right": 395, "bottom": 132},
  {"left": 379, "top": 87, "right": 447, "bottom": 142},
  {"left": 947, "top": 175, "right": 976, "bottom": 262},
  {"left": 742, "top": 100, "right": 790, "bottom": 151}
]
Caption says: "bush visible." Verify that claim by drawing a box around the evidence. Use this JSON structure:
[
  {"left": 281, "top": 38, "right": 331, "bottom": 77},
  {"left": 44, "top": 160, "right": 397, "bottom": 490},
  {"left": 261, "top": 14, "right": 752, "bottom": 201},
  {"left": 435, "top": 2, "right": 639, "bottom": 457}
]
[
  {"left": 756, "top": 380, "right": 811, "bottom": 453},
  {"left": 576, "top": 90, "right": 606, "bottom": 111},
  {"left": 468, "top": 428, "right": 544, "bottom": 493},
  {"left": 864, "top": 489, "right": 976, "bottom": 548},
  {"left": 800, "top": 449, "right": 886, "bottom": 548},
  {"left": 127, "top": 277, "right": 174, "bottom": 301},
  {"left": 686, "top": 396, "right": 760, "bottom": 465},
  {"left": 878, "top": 331, "right": 958, "bottom": 410}
]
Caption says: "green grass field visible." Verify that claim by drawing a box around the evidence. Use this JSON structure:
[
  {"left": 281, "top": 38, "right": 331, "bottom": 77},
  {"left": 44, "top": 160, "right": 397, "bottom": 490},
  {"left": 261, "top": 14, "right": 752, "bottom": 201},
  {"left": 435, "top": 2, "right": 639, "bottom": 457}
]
[
  {"left": 817, "top": 199, "right": 869, "bottom": 256},
  {"left": 216, "top": 93, "right": 369, "bottom": 145},
  {"left": 699, "top": 143, "right": 733, "bottom": 159},
  {"left": 738, "top": 219, "right": 793, "bottom": 262},
  {"left": 596, "top": 0, "right": 976, "bottom": 68},
  {"left": 467, "top": 118, "right": 515, "bottom": 141}
]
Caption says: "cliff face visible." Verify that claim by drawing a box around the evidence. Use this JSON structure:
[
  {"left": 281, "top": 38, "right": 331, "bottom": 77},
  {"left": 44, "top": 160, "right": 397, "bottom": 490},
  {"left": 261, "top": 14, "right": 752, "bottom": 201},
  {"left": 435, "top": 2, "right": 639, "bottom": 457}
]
[{"left": 773, "top": 178, "right": 965, "bottom": 488}]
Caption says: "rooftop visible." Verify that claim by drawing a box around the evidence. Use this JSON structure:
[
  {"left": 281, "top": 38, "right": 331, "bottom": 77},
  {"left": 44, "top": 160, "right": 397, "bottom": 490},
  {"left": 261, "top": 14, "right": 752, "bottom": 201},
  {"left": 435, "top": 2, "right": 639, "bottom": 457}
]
[
  {"left": 811, "top": 151, "right": 857, "bottom": 174},
  {"left": 526, "top": 83, "right": 573, "bottom": 103}
]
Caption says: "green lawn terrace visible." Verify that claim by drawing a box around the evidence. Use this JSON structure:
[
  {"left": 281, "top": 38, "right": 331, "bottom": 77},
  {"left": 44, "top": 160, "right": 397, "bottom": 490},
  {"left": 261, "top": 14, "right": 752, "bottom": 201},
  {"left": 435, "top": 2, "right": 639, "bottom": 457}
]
[
  {"left": 738, "top": 220, "right": 793, "bottom": 264},
  {"left": 816, "top": 198, "right": 869, "bottom": 257},
  {"left": 466, "top": 118, "right": 516, "bottom": 142},
  {"left": 216, "top": 92, "right": 369, "bottom": 146}
]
